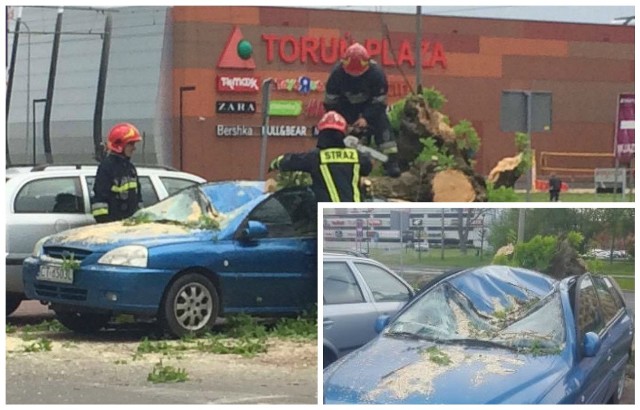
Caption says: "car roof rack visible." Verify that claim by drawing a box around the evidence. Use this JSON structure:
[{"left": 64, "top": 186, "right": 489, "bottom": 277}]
[
  {"left": 324, "top": 249, "right": 370, "bottom": 258},
  {"left": 28, "top": 163, "right": 178, "bottom": 172}
]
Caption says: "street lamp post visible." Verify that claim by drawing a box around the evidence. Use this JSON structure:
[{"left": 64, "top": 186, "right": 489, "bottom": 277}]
[
  {"left": 179, "top": 85, "right": 196, "bottom": 171},
  {"left": 32, "top": 98, "right": 47, "bottom": 165}
]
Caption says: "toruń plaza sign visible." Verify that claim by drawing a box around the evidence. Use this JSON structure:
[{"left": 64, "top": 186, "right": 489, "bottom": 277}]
[
  {"left": 218, "top": 27, "right": 447, "bottom": 70},
  {"left": 261, "top": 34, "right": 448, "bottom": 68}
]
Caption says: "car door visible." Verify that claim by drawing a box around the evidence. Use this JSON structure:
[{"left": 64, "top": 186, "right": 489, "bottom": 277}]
[
  {"left": 573, "top": 274, "right": 612, "bottom": 404},
  {"left": 352, "top": 261, "right": 413, "bottom": 318},
  {"left": 591, "top": 275, "right": 633, "bottom": 400},
  {"left": 223, "top": 188, "right": 317, "bottom": 312},
  {"left": 7, "top": 175, "right": 93, "bottom": 291},
  {"left": 323, "top": 260, "right": 380, "bottom": 357},
  {"left": 8, "top": 175, "right": 92, "bottom": 256}
]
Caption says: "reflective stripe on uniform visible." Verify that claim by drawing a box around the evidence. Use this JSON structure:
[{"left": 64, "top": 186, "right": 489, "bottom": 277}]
[
  {"left": 372, "top": 94, "right": 388, "bottom": 105},
  {"left": 352, "top": 164, "right": 361, "bottom": 202},
  {"left": 379, "top": 141, "right": 398, "bottom": 155},
  {"left": 91, "top": 202, "right": 109, "bottom": 217},
  {"left": 91, "top": 202, "right": 108, "bottom": 210},
  {"left": 324, "top": 93, "right": 340, "bottom": 105},
  {"left": 319, "top": 164, "right": 341, "bottom": 202},
  {"left": 321, "top": 148, "right": 359, "bottom": 164},
  {"left": 92, "top": 208, "right": 109, "bottom": 217},
  {"left": 111, "top": 180, "right": 138, "bottom": 193}
]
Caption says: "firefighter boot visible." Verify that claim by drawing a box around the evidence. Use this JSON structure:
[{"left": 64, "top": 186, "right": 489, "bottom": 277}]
[{"left": 383, "top": 154, "right": 401, "bottom": 178}]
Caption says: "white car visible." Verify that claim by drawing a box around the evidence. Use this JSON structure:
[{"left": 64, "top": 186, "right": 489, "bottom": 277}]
[
  {"left": 5, "top": 164, "right": 206, "bottom": 315},
  {"left": 323, "top": 251, "right": 415, "bottom": 368}
]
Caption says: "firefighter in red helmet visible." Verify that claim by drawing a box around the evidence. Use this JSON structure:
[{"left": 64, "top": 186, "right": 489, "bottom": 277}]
[
  {"left": 91, "top": 122, "right": 143, "bottom": 223},
  {"left": 324, "top": 42, "right": 401, "bottom": 177},
  {"left": 268, "top": 111, "right": 372, "bottom": 202}
]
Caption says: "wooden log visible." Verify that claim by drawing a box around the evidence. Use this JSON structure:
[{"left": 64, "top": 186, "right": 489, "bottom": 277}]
[
  {"left": 487, "top": 153, "right": 523, "bottom": 189},
  {"left": 432, "top": 169, "right": 476, "bottom": 202}
]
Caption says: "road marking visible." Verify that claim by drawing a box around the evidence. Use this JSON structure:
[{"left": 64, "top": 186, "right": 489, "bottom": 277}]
[{"left": 208, "top": 394, "right": 291, "bottom": 404}]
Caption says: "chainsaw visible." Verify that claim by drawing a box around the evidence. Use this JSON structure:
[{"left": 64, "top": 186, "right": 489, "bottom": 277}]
[{"left": 343, "top": 135, "right": 388, "bottom": 163}]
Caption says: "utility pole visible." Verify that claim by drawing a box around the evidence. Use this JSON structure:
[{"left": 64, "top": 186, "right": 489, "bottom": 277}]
[
  {"left": 517, "top": 208, "right": 526, "bottom": 243},
  {"left": 415, "top": 6, "right": 422, "bottom": 93}
]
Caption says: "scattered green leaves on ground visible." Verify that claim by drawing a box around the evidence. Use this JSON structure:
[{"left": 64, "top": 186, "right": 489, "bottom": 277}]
[
  {"left": 147, "top": 360, "right": 188, "bottom": 384},
  {"left": 23, "top": 338, "right": 53, "bottom": 353},
  {"left": 21, "top": 319, "right": 66, "bottom": 333}
]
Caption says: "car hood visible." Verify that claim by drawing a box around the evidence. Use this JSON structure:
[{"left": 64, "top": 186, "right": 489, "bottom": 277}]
[
  {"left": 44, "top": 221, "right": 215, "bottom": 251},
  {"left": 324, "top": 336, "right": 568, "bottom": 404}
]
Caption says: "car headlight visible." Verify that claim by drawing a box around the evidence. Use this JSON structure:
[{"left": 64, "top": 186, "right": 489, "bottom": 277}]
[
  {"left": 32, "top": 235, "right": 51, "bottom": 257},
  {"left": 98, "top": 245, "right": 148, "bottom": 267}
]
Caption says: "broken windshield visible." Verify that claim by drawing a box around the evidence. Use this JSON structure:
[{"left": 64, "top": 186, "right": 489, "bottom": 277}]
[
  {"left": 129, "top": 182, "right": 265, "bottom": 231},
  {"left": 386, "top": 279, "right": 565, "bottom": 355},
  {"left": 131, "top": 186, "right": 223, "bottom": 230}
]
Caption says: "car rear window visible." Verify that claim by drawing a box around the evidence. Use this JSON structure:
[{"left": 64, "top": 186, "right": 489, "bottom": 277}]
[
  {"left": 14, "top": 177, "right": 84, "bottom": 213},
  {"left": 324, "top": 262, "right": 365, "bottom": 304},
  {"left": 160, "top": 177, "right": 201, "bottom": 196}
]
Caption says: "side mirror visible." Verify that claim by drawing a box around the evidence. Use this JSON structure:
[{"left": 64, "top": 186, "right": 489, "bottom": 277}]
[
  {"left": 375, "top": 315, "right": 391, "bottom": 334},
  {"left": 243, "top": 220, "right": 268, "bottom": 240},
  {"left": 583, "top": 331, "right": 601, "bottom": 357}
]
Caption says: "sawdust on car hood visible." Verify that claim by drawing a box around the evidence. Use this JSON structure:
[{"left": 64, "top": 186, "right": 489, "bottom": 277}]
[
  {"left": 53, "top": 222, "right": 193, "bottom": 245},
  {"left": 366, "top": 346, "right": 524, "bottom": 401}
]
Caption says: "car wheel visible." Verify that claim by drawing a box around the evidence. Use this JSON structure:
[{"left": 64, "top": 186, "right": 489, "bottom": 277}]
[
  {"left": 55, "top": 311, "right": 110, "bottom": 333},
  {"left": 6, "top": 293, "right": 23, "bottom": 316},
  {"left": 161, "top": 273, "right": 219, "bottom": 338}
]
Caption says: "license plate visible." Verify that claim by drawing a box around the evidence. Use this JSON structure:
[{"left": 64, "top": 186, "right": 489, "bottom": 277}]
[{"left": 36, "top": 264, "right": 74, "bottom": 284}]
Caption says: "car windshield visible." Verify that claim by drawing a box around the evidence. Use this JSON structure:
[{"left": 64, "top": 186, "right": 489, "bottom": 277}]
[
  {"left": 130, "top": 183, "right": 262, "bottom": 231},
  {"left": 386, "top": 277, "right": 565, "bottom": 355}
]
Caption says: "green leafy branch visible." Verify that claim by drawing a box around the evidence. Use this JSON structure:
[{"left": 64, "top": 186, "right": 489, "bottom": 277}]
[
  {"left": 61, "top": 253, "right": 80, "bottom": 271},
  {"left": 416, "top": 138, "right": 456, "bottom": 171}
]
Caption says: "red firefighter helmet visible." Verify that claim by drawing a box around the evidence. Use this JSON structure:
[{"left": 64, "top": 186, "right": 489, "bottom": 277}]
[
  {"left": 341, "top": 43, "right": 370, "bottom": 76},
  {"left": 107, "top": 122, "right": 142, "bottom": 153},
  {"left": 317, "top": 111, "right": 348, "bottom": 134}
]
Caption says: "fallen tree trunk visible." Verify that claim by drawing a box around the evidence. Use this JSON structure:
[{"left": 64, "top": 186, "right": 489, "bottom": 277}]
[
  {"left": 487, "top": 153, "right": 524, "bottom": 189},
  {"left": 368, "top": 94, "right": 488, "bottom": 202}
]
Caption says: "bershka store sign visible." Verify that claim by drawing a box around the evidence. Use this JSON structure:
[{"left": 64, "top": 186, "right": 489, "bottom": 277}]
[
  {"left": 216, "top": 101, "right": 257, "bottom": 114},
  {"left": 217, "top": 124, "right": 308, "bottom": 137},
  {"left": 216, "top": 76, "right": 260, "bottom": 93},
  {"left": 261, "top": 33, "right": 447, "bottom": 69}
]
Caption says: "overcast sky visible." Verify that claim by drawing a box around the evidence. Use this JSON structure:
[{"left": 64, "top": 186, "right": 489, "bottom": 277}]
[{"left": 311, "top": 6, "right": 635, "bottom": 25}]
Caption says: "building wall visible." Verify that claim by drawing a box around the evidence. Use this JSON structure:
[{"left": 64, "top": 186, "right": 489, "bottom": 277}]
[
  {"left": 171, "top": 6, "right": 634, "bottom": 181},
  {"left": 7, "top": 6, "right": 169, "bottom": 166}
]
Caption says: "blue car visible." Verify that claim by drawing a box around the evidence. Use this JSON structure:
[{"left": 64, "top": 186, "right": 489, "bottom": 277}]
[
  {"left": 23, "top": 182, "right": 317, "bottom": 337},
  {"left": 324, "top": 265, "right": 634, "bottom": 404}
]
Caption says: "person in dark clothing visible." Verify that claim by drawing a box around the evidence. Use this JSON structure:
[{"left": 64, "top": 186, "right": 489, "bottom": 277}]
[
  {"left": 268, "top": 111, "right": 372, "bottom": 202},
  {"left": 549, "top": 174, "right": 562, "bottom": 202},
  {"left": 324, "top": 43, "right": 401, "bottom": 177},
  {"left": 91, "top": 122, "right": 143, "bottom": 223}
]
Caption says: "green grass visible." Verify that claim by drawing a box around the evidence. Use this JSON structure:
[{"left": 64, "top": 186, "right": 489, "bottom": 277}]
[
  {"left": 514, "top": 192, "right": 635, "bottom": 202},
  {"left": 613, "top": 277, "right": 634, "bottom": 292}
]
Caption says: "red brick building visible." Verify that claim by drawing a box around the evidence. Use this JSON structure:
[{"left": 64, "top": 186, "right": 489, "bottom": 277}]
[{"left": 170, "top": 6, "right": 634, "bottom": 181}]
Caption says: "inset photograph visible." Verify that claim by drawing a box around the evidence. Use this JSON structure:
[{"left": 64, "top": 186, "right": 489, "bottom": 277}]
[{"left": 322, "top": 207, "right": 634, "bottom": 404}]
